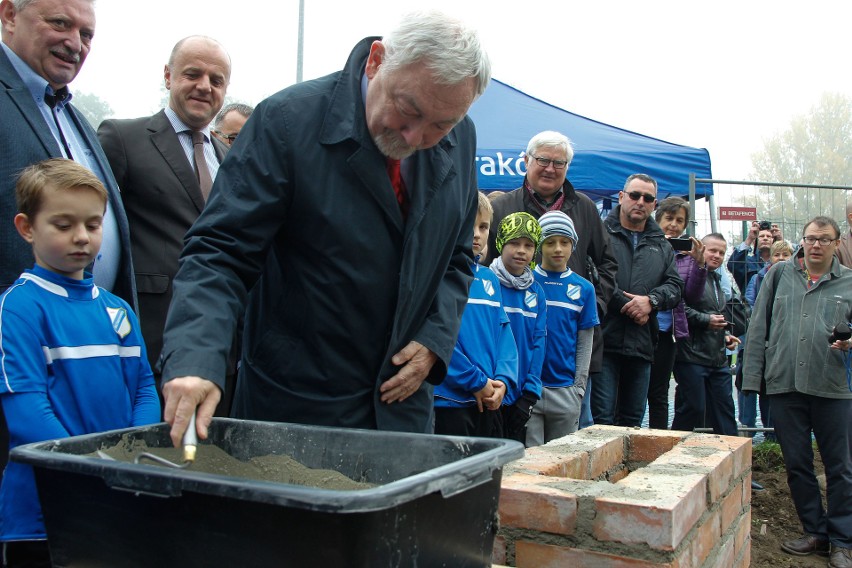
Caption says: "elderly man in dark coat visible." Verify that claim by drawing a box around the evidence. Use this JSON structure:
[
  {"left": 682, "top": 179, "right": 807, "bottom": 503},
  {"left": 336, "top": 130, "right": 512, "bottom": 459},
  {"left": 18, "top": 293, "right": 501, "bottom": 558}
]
[{"left": 159, "top": 11, "right": 491, "bottom": 444}]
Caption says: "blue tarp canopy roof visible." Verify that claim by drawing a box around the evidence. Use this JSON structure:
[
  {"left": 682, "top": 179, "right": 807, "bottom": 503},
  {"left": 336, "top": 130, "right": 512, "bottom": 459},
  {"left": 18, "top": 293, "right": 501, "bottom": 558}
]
[{"left": 468, "top": 79, "right": 713, "bottom": 201}]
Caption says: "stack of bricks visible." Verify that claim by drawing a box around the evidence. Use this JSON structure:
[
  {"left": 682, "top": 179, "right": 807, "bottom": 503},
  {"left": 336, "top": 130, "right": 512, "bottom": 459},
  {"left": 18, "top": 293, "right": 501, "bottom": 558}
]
[{"left": 493, "top": 425, "right": 752, "bottom": 567}]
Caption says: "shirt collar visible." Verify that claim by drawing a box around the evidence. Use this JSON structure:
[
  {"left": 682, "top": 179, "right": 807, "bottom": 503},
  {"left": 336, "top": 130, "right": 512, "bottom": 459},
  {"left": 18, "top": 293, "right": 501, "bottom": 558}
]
[
  {"left": 1, "top": 42, "right": 73, "bottom": 109},
  {"left": 164, "top": 106, "right": 212, "bottom": 139}
]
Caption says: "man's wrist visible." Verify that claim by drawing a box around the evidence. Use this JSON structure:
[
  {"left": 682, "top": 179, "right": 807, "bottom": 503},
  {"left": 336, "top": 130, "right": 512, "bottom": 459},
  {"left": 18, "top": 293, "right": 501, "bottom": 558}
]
[{"left": 648, "top": 293, "right": 660, "bottom": 311}]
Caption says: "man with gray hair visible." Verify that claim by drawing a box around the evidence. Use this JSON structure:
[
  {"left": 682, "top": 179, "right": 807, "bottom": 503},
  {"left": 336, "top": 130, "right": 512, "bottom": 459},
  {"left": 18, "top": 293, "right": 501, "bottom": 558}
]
[
  {"left": 0, "top": 0, "right": 136, "bottom": 564},
  {"left": 212, "top": 102, "right": 253, "bottom": 146},
  {"left": 488, "top": 130, "right": 617, "bottom": 428},
  {"left": 159, "top": 11, "right": 491, "bottom": 442}
]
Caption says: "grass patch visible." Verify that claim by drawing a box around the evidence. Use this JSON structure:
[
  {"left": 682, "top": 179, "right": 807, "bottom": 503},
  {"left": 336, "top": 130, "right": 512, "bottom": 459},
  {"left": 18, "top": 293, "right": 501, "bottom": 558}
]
[{"left": 752, "top": 440, "right": 785, "bottom": 472}]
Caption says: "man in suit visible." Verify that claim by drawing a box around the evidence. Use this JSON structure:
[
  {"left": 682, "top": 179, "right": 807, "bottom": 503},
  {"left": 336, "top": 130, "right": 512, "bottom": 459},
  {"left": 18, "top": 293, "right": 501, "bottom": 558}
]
[
  {"left": 0, "top": 0, "right": 136, "bottom": 502},
  {"left": 158, "top": 11, "right": 490, "bottom": 446},
  {"left": 98, "top": 35, "right": 232, "bottom": 408}
]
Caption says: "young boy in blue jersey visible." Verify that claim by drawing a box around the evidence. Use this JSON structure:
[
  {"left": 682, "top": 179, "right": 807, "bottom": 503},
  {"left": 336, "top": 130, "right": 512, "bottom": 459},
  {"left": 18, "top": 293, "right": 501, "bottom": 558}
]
[
  {"left": 491, "top": 212, "right": 546, "bottom": 445},
  {"left": 527, "top": 211, "right": 598, "bottom": 446},
  {"left": 0, "top": 159, "right": 160, "bottom": 567},
  {"left": 434, "top": 193, "right": 517, "bottom": 437}
]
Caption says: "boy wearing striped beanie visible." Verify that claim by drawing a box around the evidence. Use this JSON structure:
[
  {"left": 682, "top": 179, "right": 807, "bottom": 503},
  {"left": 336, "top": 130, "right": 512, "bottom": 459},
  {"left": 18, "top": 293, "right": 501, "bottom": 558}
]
[{"left": 527, "top": 211, "right": 598, "bottom": 446}]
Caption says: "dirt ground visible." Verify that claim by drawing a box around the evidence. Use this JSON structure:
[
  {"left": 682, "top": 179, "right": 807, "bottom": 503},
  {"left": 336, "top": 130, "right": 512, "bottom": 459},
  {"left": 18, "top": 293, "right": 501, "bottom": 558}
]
[{"left": 750, "top": 443, "right": 827, "bottom": 568}]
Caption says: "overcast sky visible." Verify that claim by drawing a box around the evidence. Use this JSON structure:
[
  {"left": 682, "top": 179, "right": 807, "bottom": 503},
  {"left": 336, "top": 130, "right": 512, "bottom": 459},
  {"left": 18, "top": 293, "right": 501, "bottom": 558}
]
[{"left": 72, "top": 0, "right": 852, "bottom": 187}]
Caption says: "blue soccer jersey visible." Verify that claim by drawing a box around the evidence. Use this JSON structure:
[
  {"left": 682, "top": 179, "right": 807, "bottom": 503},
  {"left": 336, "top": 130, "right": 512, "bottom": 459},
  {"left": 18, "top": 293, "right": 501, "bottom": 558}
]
[
  {"left": 534, "top": 266, "right": 599, "bottom": 388},
  {"left": 0, "top": 266, "right": 160, "bottom": 541}
]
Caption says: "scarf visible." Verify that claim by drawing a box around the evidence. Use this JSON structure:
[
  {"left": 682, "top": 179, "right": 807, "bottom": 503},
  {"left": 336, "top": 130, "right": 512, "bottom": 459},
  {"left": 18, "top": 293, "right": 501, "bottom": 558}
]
[{"left": 490, "top": 257, "right": 535, "bottom": 290}]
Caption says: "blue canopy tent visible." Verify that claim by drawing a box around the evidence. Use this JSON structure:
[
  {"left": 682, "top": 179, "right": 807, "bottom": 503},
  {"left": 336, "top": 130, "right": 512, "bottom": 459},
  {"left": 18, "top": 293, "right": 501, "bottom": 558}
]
[{"left": 467, "top": 79, "right": 713, "bottom": 203}]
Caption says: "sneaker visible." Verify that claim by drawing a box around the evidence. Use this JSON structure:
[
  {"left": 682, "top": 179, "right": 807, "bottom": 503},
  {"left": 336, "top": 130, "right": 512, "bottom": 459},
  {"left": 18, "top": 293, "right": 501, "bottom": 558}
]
[
  {"left": 829, "top": 546, "right": 852, "bottom": 568},
  {"left": 751, "top": 480, "right": 765, "bottom": 492},
  {"left": 781, "top": 534, "right": 830, "bottom": 557}
]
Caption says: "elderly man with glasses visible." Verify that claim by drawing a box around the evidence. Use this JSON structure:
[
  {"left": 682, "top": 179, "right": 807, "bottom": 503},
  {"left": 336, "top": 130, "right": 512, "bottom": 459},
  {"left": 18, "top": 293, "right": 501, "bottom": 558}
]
[
  {"left": 744, "top": 216, "right": 852, "bottom": 567},
  {"left": 592, "top": 174, "right": 683, "bottom": 427},
  {"left": 488, "top": 130, "right": 617, "bottom": 429}
]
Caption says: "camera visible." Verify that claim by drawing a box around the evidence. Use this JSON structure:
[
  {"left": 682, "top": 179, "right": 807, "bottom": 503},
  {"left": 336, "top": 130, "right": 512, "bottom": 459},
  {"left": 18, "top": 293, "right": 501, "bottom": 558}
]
[
  {"left": 829, "top": 323, "right": 852, "bottom": 344},
  {"left": 668, "top": 237, "right": 692, "bottom": 252},
  {"left": 758, "top": 220, "right": 772, "bottom": 231}
]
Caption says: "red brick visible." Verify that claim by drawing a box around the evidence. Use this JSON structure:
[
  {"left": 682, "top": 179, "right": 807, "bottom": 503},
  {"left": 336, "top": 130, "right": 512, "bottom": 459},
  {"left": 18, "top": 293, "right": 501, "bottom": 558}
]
[
  {"left": 588, "top": 437, "right": 626, "bottom": 479},
  {"left": 733, "top": 506, "right": 752, "bottom": 557},
  {"left": 510, "top": 446, "right": 589, "bottom": 479},
  {"left": 628, "top": 430, "right": 687, "bottom": 463},
  {"left": 681, "top": 434, "right": 751, "bottom": 478},
  {"left": 656, "top": 440, "right": 734, "bottom": 503},
  {"left": 499, "top": 475, "right": 577, "bottom": 535},
  {"left": 690, "top": 508, "right": 721, "bottom": 567},
  {"left": 594, "top": 472, "right": 706, "bottom": 551},
  {"left": 721, "top": 481, "right": 745, "bottom": 531},
  {"left": 716, "top": 529, "right": 737, "bottom": 568},
  {"left": 515, "top": 541, "right": 679, "bottom": 568},
  {"left": 491, "top": 535, "right": 507, "bottom": 565}
]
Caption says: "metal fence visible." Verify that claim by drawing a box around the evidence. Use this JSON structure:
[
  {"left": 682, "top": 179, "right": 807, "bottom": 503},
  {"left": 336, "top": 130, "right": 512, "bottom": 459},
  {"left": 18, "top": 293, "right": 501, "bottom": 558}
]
[{"left": 687, "top": 176, "right": 852, "bottom": 246}]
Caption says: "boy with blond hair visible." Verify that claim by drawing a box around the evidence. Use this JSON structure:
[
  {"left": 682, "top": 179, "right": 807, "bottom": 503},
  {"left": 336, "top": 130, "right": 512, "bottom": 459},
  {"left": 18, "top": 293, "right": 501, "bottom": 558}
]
[
  {"left": 434, "top": 193, "right": 517, "bottom": 437},
  {"left": 0, "top": 159, "right": 160, "bottom": 566}
]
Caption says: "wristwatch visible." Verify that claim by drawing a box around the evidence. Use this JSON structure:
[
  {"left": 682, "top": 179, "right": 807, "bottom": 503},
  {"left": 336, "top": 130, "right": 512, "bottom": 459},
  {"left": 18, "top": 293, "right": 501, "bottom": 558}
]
[{"left": 648, "top": 294, "right": 660, "bottom": 311}]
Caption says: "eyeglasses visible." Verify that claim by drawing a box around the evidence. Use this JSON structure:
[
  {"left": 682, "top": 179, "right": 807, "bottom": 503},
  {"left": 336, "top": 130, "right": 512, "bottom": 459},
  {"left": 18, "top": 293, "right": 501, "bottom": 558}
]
[
  {"left": 531, "top": 155, "right": 568, "bottom": 169},
  {"left": 802, "top": 236, "right": 837, "bottom": 246},
  {"left": 213, "top": 130, "right": 238, "bottom": 143},
  {"left": 625, "top": 191, "right": 656, "bottom": 203}
]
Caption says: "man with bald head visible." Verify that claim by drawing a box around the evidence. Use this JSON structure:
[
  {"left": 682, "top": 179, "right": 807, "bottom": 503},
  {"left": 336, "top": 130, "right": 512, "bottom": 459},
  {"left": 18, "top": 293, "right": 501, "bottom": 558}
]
[{"left": 98, "top": 35, "right": 233, "bottom": 409}]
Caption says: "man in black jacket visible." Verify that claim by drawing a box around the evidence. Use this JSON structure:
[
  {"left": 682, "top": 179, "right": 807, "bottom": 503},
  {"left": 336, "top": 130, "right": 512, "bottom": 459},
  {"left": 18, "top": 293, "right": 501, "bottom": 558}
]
[
  {"left": 488, "top": 130, "right": 617, "bottom": 428},
  {"left": 671, "top": 233, "right": 740, "bottom": 435},
  {"left": 594, "top": 174, "right": 683, "bottom": 426}
]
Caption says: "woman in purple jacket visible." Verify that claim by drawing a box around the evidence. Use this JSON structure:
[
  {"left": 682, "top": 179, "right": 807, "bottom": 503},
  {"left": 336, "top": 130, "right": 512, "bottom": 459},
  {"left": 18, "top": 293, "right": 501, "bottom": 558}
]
[{"left": 646, "top": 198, "right": 708, "bottom": 429}]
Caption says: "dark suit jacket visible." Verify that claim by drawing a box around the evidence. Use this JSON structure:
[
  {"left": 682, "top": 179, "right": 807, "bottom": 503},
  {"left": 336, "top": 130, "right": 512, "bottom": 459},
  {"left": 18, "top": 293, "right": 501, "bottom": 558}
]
[
  {"left": 0, "top": 46, "right": 137, "bottom": 483},
  {"left": 97, "top": 110, "right": 228, "bottom": 372},
  {"left": 0, "top": 48, "right": 136, "bottom": 306}
]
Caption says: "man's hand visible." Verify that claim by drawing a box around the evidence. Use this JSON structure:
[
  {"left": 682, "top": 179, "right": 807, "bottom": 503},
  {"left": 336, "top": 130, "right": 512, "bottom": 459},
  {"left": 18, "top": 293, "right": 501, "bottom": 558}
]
[
  {"left": 708, "top": 314, "right": 729, "bottom": 330},
  {"left": 380, "top": 341, "right": 438, "bottom": 404},
  {"left": 725, "top": 335, "right": 742, "bottom": 350},
  {"left": 687, "top": 236, "right": 706, "bottom": 266},
  {"left": 162, "top": 376, "right": 222, "bottom": 448},
  {"left": 745, "top": 221, "right": 759, "bottom": 246},
  {"left": 621, "top": 292, "right": 653, "bottom": 324},
  {"left": 473, "top": 381, "right": 496, "bottom": 412},
  {"left": 831, "top": 339, "right": 852, "bottom": 352},
  {"left": 771, "top": 223, "right": 784, "bottom": 243},
  {"left": 481, "top": 379, "right": 506, "bottom": 411}
]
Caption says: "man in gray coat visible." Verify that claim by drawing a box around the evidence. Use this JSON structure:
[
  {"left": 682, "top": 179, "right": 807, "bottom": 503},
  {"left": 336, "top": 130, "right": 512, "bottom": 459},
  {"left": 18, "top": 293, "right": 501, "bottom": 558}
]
[
  {"left": 744, "top": 216, "right": 852, "bottom": 567},
  {"left": 159, "top": 11, "right": 491, "bottom": 444}
]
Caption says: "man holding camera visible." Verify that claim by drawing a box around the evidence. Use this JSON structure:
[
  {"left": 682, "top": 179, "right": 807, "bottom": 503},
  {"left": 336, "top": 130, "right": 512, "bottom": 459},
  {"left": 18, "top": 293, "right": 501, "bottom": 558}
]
[
  {"left": 727, "top": 220, "right": 774, "bottom": 292},
  {"left": 743, "top": 216, "right": 852, "bottom": 567}
]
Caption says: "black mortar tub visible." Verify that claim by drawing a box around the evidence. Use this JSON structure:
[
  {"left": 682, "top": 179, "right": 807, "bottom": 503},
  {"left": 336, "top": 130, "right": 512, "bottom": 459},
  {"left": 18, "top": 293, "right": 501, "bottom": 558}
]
[{"left": 11, "top": 418, "right": 524, "bottom": 567}]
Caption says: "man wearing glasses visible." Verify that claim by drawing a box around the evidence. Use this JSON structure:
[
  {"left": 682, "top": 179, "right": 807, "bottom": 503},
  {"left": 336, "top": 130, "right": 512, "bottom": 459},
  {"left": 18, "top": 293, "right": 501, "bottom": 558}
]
[
  {"left": 743, "top": 216, "right": 852, "bottom": 567},
  {"left": 212, "top": 103, "right": 253, "bottom": 146},
  {"left": 593, "top": 174, "right": 683, "bottom": 427},
  {"left": 488, "top": 130, "right": 617, "bottom": 429}
]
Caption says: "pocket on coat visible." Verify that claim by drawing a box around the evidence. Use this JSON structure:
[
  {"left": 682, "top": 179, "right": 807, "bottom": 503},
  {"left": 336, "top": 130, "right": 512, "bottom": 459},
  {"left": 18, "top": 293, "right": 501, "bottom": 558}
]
[
  {"left": 816, "top": 297, "right": 852, "bottom": 331},
  {"left": 135, "top": 273, "right": 169, "bottom": 294}
]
